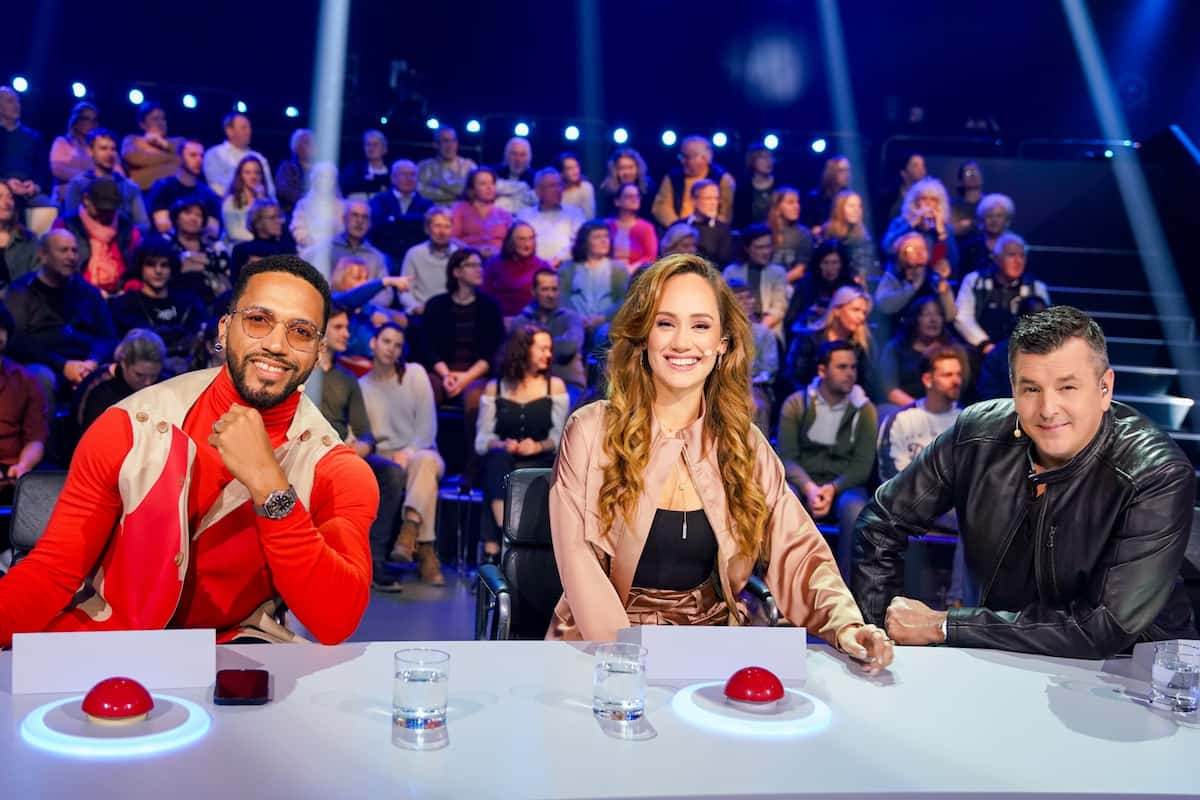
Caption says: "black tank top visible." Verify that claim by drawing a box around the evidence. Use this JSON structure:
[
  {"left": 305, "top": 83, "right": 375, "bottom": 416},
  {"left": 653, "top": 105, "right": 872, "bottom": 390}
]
[
  {"left": 632, "top": 508, "right": 719, "bottom": 591},
  {"left": 495, "top": 377, "right": 554, "bottom": 442}
]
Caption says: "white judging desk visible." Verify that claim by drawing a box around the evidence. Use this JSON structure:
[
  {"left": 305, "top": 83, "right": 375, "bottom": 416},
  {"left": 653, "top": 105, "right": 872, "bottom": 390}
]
[{"left": 2, "top": 640, "right": 1198, "bottom": 799}]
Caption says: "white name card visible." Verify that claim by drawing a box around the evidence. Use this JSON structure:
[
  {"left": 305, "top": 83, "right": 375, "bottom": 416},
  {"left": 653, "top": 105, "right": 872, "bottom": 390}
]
[
  {"left": 11, "top": 629, "right": 216, "bottom": 695},
  {"left": 617, "top": 625, "right": 807, "bottom": 684}
]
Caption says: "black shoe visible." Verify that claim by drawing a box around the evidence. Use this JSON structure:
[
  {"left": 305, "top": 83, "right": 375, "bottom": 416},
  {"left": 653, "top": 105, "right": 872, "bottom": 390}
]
[{"left": 372, "top": 577, "right": 404, "bottom": 593}]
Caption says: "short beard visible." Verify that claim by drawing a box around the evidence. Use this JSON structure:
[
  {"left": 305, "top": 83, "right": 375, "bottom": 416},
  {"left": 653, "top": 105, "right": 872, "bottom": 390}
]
[{"left": 227, "top": 353, "right": 311, "bottom": 410}]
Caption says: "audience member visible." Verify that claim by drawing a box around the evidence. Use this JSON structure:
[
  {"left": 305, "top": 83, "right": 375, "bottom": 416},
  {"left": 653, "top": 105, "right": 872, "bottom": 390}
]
[
  {"left": 686, "top": 179, "right": 732, "bottom": 265},
  {"left": 733, "top": 141, "right": 776, "bottom": 229},
  {"left": 652, "top": 135, "right": 735, "bottom": 227},
  {"left": 303, "top": 200, "right": 392, "bottom": 306},
  {"left": 878, "top": 295, "right": 961, "bottom": 408},
  {"left": 803, "top": 156, "right": 851, "bottom": 233},
  {"left": 203, "top": 112, "right": 275, "bottom": 199},
  {"left": 62, "top": 129, "right": 148, "bottom": 229},
  {"left": 420, "top": 248, "right": 504, "bottom": 469},
  {"left": 230, "top": 198, "right": 294, "bottom": 281},
  {"left": 55, "top": 177, "right": 142, "bottom": 295},
  {"left": 959, "top": 192, "right": 1015, "bottom": 274},
  {"left": 885, "top": 153, "right": 926, "bottom": 221},
  {"left": 545, "top": 255, "right": 890, "bottom": 670},
  {"left": 145, "top": 139, "right": 221, "bottom": 236},
  {"left": 273, "top": 129, "right": 312, "bottom": 217},
  {"left": 7, "top": 230, "right": 116, "bottom": 398},
  {"left": 785, "top": 285, "right": 875, "bottom": 397},
  {"left": 606, "top": 183, "right": 657, "bottom": 271},
  {"left": 511, "top": 268, "right": 585, "bottom": 403},
  {"left": 721, "top": 223, "right": 788, "bottom": 339},
  {"left": 950, "top": 160, "right": 985, "bottom": 236},
  {"left": 74, "top": 328, "right": 166, "bottom": 435},
  {"left": 0, "top": 86, "right": 54, "bottom": 232},
  {"left": 767, "top": 186, "right": 813, "bottom": 281},
  {"left": 778, "top": 340, "right": 878, "bottom": 575},
  {"left": 883, "top": 177, "right": 960, "bottom": 275},
  {"left": 164, "top": 196, "right": 232, "bottom": 306},
  {"left": 822, "top": 190, "right": 877, "bottom": 278},
  {"left": 727, "top": 276, "right": 779, "bottom": 433},
  {"left": 0, "top": 255, "right": 378, "bottom": 646},
  {"left": 559, "top": 220, "right": 628, "bottom": 349},
  {"left": 483, "top": 221, "right": 550, "bottom": 318},
  {"left": 493, "top": 137, "right": 536, "bottom": 214},
  {"left": 416, "top": 127, "right": 477, "bottom": 205},
  {"left": 785, "top": 238, "right": 859, "bottom": 334},
  {"left": 221, "top": 155, "right": 270, "bottom": 244},
  {"left": 450, "top": 167, "right": 511, "bottom": 259},
  {"left": 475, "top": 324, "right": 568, "bottom": 563},
  {"left": 290, "top": 162, "right": 344, "bottom": 249},
  {"left": 109, "top": 240, "right": 206, "bottom": 375},
  {"left": 877, "top": 343, "right": 967, "bottom": 481},
  {"left": 659, "top": 221, "right": 699, "bottom": 256},
  {"left": 874, "top": 231, "right": 956, "bottom": 329},
  {"left": 517, "top": 167, "right": 584, "bottom": 267},
  {"left": 398, "top": 206, "right": 457, "bottom": 315},
  {"left": 368, "top": 159, "right": 432, "bottom": 266},
  {"left": 0, "top": 303, "right": 48, "bottom": 487},
  {"left": 974, "top": 295, "right": 1048, "bottom": 401},
  {"left": 955, "top": 233, "right": 1050, "bottom": 354},
  {"left": 854, "top": 306, "right": 1197, "bottom": 657},
  {"left": 0, "top": 182, "right": 38, "bottom": 286},
  {"left": 120, "top": 102, "right": 182, "bottom": 192},
  {"left": 341, "top": 130, "right": 391, "bottom": 200},
  {"left": 328, "top": 256, "right": 407, "bottom": 362},
  {"left": 359, "top": 322, "right": 446, "bottom": 586},
  {"left": 49, "top": 102, "right": 102, "bottom": 203},
  {"left": 597, "top": 147, "right": 651, "bottom": 219},
  {"left": 558, "top": 152, "right": 595, "bottom": 219}
]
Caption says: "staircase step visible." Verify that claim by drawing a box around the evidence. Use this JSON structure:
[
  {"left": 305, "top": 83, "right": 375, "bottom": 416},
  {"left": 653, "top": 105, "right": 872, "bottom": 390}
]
[
  {"left": 1116, "top": 393, "right": 1194, "bottom": 431},
  {"left": 1106, "top": 337, "right": 1200, "bottom": 369},
  {"left": 1087, "top": 312, "right": 1195, "bottom": 342},
  {"left": 1048, "top": 286, "right": 1162, "bottom": 315},
  {"left": 1111, "top": 365, "right": 1200, "bottom": 397}
]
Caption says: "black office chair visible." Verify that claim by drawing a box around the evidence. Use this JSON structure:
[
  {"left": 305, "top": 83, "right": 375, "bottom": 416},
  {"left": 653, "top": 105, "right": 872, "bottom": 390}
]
[
  {"left": 9, "top": 471, "right": 68, "bottom": 567},
  {"left": 475, "top": 468, "right": 781, "bottom": 639}
]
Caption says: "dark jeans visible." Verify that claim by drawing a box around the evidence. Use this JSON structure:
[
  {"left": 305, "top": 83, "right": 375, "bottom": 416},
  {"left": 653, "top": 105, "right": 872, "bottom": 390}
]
[
  {"left": 479, "top": 448, "right": 556, "bottom": 543},
  {"left": 805, "top": 487, "right": 869, "bottom": 581},
  {"left": 366, "top": 453, "right": 406, "bottom": 577}
]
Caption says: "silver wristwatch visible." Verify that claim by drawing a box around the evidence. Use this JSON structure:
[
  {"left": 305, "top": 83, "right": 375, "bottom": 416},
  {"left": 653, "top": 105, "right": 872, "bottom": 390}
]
[{"left": 254, "top": 485, "right": 297, "bottom": 519}]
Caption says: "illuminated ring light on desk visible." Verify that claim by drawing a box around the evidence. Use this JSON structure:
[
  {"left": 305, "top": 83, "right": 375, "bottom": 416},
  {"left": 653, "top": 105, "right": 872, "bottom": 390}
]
[
  {"left": 20, "top": 694, "right": 211, "bottom": 758},
  {"left": 670, "top": 682, "right": 832, "bottom": 738}
]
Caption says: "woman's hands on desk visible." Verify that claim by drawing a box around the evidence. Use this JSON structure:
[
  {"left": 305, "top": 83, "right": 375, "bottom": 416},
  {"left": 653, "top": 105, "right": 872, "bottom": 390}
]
[{"left": 838, "top": 623, "right": 894, "bottom": 675}]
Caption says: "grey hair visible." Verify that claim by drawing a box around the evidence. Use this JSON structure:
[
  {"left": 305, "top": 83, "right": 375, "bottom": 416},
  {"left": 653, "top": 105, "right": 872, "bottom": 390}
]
[
  {"left": 363, "top": 129, "right": 387, "bottom": 146},
  {"left": 390, "top": 158, "right": 417, "bottom": 178},
  {"left": 504, "top": 136, "right": 532, "bottom": 159},
  {"left": 680, "top": 135, "right": 713, "bottom": 156},
  {"left": 534, "top": 166, "right": 561, "bottom": 187},
  {"left": 115, "top": 328, "right": 166, "bottom": 365},
  {"left": 247, "top": 197, "right": 281, "bottom": 233},
  {"left": 901, "top": 177, "right": 952, "bottom": 227},
  {"left": 992, "top": 231, "right": 1027, "bottom": 258},
  {"left": 977, "top": 193, "right": 1015, "bottom": 221},
  {"left": 289, "top": 128, "right": 313, "bottom": 153}
]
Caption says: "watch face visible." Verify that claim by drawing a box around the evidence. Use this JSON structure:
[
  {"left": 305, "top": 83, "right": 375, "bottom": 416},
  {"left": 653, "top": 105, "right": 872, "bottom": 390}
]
[{"left": 261, "top": 488, "right": 296, "bottom": 519}]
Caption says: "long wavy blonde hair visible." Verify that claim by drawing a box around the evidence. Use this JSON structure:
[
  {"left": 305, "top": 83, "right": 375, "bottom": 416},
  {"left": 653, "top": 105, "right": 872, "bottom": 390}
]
[{"left": 599, "top": 254, "right": 771, "bottom": 560}]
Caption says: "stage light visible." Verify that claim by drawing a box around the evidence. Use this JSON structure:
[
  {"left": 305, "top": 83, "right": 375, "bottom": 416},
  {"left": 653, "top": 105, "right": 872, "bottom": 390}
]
[
  {"left": 1122, "top": 139, "right": 1133, "bottom": 147},
  {"left": 128, "top": 89, "right": 144, "bottom": 105},
  {"left": 380, "top": 116, "right": 388, "bottom": 125},
  {"left": 514, "top": 121, "right": 530, "bottom": 137},
  {"left": 564, "top": 124, "right": 580, "bottom": 142},
  {"left": 660, "top": 129, "right": 676, "bottom": 147},
  {"left": 71, "top": 82, "right": 87, "bottom": 99},
  {"left": 763, "top": 134, "right": 780, "bottom": 150},
  {"left": 285, "top": 106, "right": 299, "bottom": 119},
  {"left": 613, "top": 127, "right": 629, "bottom": 145},
  {"left": 236, "top": 101, "right": 247, "bottom": 113},
  {"left": 11, "top": 77, "right": 28, "bottom": 93},
  {"left": 426, "top": 117, "right": 440, "bottom": 130},
  {"left": 466, "top": 119, "right": 482, "bottom": 134},
  {"left": 811, "top": 138, "right": 827, "bottom": 153},
  {"left": 182, "top": 94, "right": 197, "bottom": 110},
  {"left": 1104, "top": 149, "right": 1114, "bottom": 158},
  {"left": 712, "top": 132, "right": 728, "bottom": 148}
]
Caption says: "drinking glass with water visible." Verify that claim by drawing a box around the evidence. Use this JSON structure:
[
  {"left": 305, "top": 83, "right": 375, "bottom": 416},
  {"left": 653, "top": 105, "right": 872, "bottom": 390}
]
[
  {"left": 393, "top": 649, "right": 450, "bottom": 749},
  {"left": 1150, "top": 641, "right": 1199, "bottom": 713},
  {"left": 593, "top": 642, "right": 648, "bottom": 722}
]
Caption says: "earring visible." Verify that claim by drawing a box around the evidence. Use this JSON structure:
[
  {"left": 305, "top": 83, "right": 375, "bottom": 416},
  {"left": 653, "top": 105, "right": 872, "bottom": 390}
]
[
  {"left": 213, "top": 342, "right": 223, "bottom": 352},
  {"left": 1013, "top": 422, "right": 1022, "bottom": 439}
]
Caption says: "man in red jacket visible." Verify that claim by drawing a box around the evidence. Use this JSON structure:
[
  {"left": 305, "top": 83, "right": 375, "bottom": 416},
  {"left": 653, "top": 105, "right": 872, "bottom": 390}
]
[{"left": 0, "top": 255, "right": 378, "bottom": 647}]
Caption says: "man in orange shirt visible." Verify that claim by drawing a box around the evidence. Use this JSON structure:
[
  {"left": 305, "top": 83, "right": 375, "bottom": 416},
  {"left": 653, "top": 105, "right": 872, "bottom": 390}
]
[{"left": 0, "top": 255, "right": 378, "bottom": 647}]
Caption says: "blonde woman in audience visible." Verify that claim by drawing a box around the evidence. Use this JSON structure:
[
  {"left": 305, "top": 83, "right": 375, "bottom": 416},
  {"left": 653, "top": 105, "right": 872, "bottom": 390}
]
[
  {"left": 821, "top": 190, "right": 878, "bottom": 278},
  {"left": 597, "top": 147, "right": 651, "bottom": 218},
  {"left": 785, "top": 285, "right": 875, "bottom": 395},
  {"left": 882, "top": 176, "right": 959, "bottom": 275},
  {"left": 545, "top": 253, "right": 892, "bottom": 672},
  {"left": 767, "top": 186, "right": 813, "bottom": 282}
]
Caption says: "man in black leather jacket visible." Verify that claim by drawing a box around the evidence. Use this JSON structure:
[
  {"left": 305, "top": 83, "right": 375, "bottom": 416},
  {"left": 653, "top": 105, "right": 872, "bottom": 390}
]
[{"left": 853, "top": 306, "right": 1196, "bottom": 658}]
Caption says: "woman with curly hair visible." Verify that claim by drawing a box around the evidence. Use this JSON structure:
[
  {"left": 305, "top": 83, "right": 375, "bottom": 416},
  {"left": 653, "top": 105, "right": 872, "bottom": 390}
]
[
  {"left": 475, "top": 324, "right": 569, "bottom": 563},
  {"left": 597, "top": 147, "right": 652, "bottom": 219},
  {"left": 881, "top": 176, "right": 959, "bottom": 276},
  {"left": 546, "top": 254, "right": 892, "bottom": 670}
]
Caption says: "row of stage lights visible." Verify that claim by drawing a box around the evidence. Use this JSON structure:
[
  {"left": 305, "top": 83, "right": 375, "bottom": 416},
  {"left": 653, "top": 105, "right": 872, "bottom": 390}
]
[{"left": 9, "top": 77, "right": 834, "bottom": 154}]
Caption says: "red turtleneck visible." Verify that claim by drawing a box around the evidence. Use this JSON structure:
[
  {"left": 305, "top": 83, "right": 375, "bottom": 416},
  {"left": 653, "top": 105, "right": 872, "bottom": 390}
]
[{"left": 0, "top": 368, "right": 376, "bottom": 647}]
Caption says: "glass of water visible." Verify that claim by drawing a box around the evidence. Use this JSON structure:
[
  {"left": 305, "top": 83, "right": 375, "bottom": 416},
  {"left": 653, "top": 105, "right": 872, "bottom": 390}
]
[
  {"left": 593, "top": 642, "right": 648, "bottom": 722},
  {"left": 1151, "top": 641, "right": 1200, "bottom": 713},
  {"left": 393, "top": 649, "right": 450, "bottom": 750}
]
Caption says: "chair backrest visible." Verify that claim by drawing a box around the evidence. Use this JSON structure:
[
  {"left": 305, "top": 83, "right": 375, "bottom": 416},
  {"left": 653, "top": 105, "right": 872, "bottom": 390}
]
[
  {"left": 501, "top": 468, "right": 562, "bottom": 639},
  {"left": 10, "top": 471, "right": 68, "bottom": 566}
]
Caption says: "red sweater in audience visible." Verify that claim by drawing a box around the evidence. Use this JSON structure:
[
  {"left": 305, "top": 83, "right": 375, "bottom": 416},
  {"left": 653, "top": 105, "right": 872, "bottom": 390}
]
[
  {"left": 483, "top": 253, "right": 552, "bottom": 317},
  {"left": 0, "top": 368, "right": 376, "bottom": 647}
]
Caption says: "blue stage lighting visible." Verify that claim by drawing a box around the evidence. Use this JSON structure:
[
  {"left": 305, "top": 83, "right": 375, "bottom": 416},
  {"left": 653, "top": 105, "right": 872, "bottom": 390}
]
[
  {"left": 285, "top": 106, "right": 300, "bottom": 119},
  {"left": 1103, "top": 149, "right": 1114, "bottom": 158},
  {"left": 811, "top": 138, "right": 828, "bottom": 153},
  {"left": 380, "top": 116, "right": 388, "bottom": 125},
  {"left": 11, "top": 77, "right": 28, "bottom": 93},
  {"left": 182, "top": 94, "right": 197, "bottom": 110},
  {"left": 466, "top": 119, "right": 482, "bottom": 134},
  {"left": 712, "top": 132, "right": 728, "bottom": 148},
  {"left": 613, "top": 128, "right": 630, "bottom": 145},
  {"left": 763, "top": 134, "right": 780, "bottom": 151},
  {"left": 514, "top": 122, "right": 530, "bottom": 137},
  {"left": 426, "top": 117, "right": 440, "bottom": 130},
  {"left": 236, "top": 101, "right": 247, "bottom": 113},
  {"left": 71, "top": 82, "right": 87, "bottom": 99},
  {"left": 660, "top": 129, "right": 676, "bottom": 147},
  {"left": 128, "top": 89, "right": 144, "bottom": 105},
  {"left": 564, "top": 125, "right": 580, "bottom": 141}
]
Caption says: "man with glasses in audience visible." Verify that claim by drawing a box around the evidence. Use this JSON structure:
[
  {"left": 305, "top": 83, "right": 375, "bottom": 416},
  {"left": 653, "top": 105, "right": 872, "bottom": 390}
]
[{"left": 0, "top": 255, "right": 377, "bottom": 647}]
